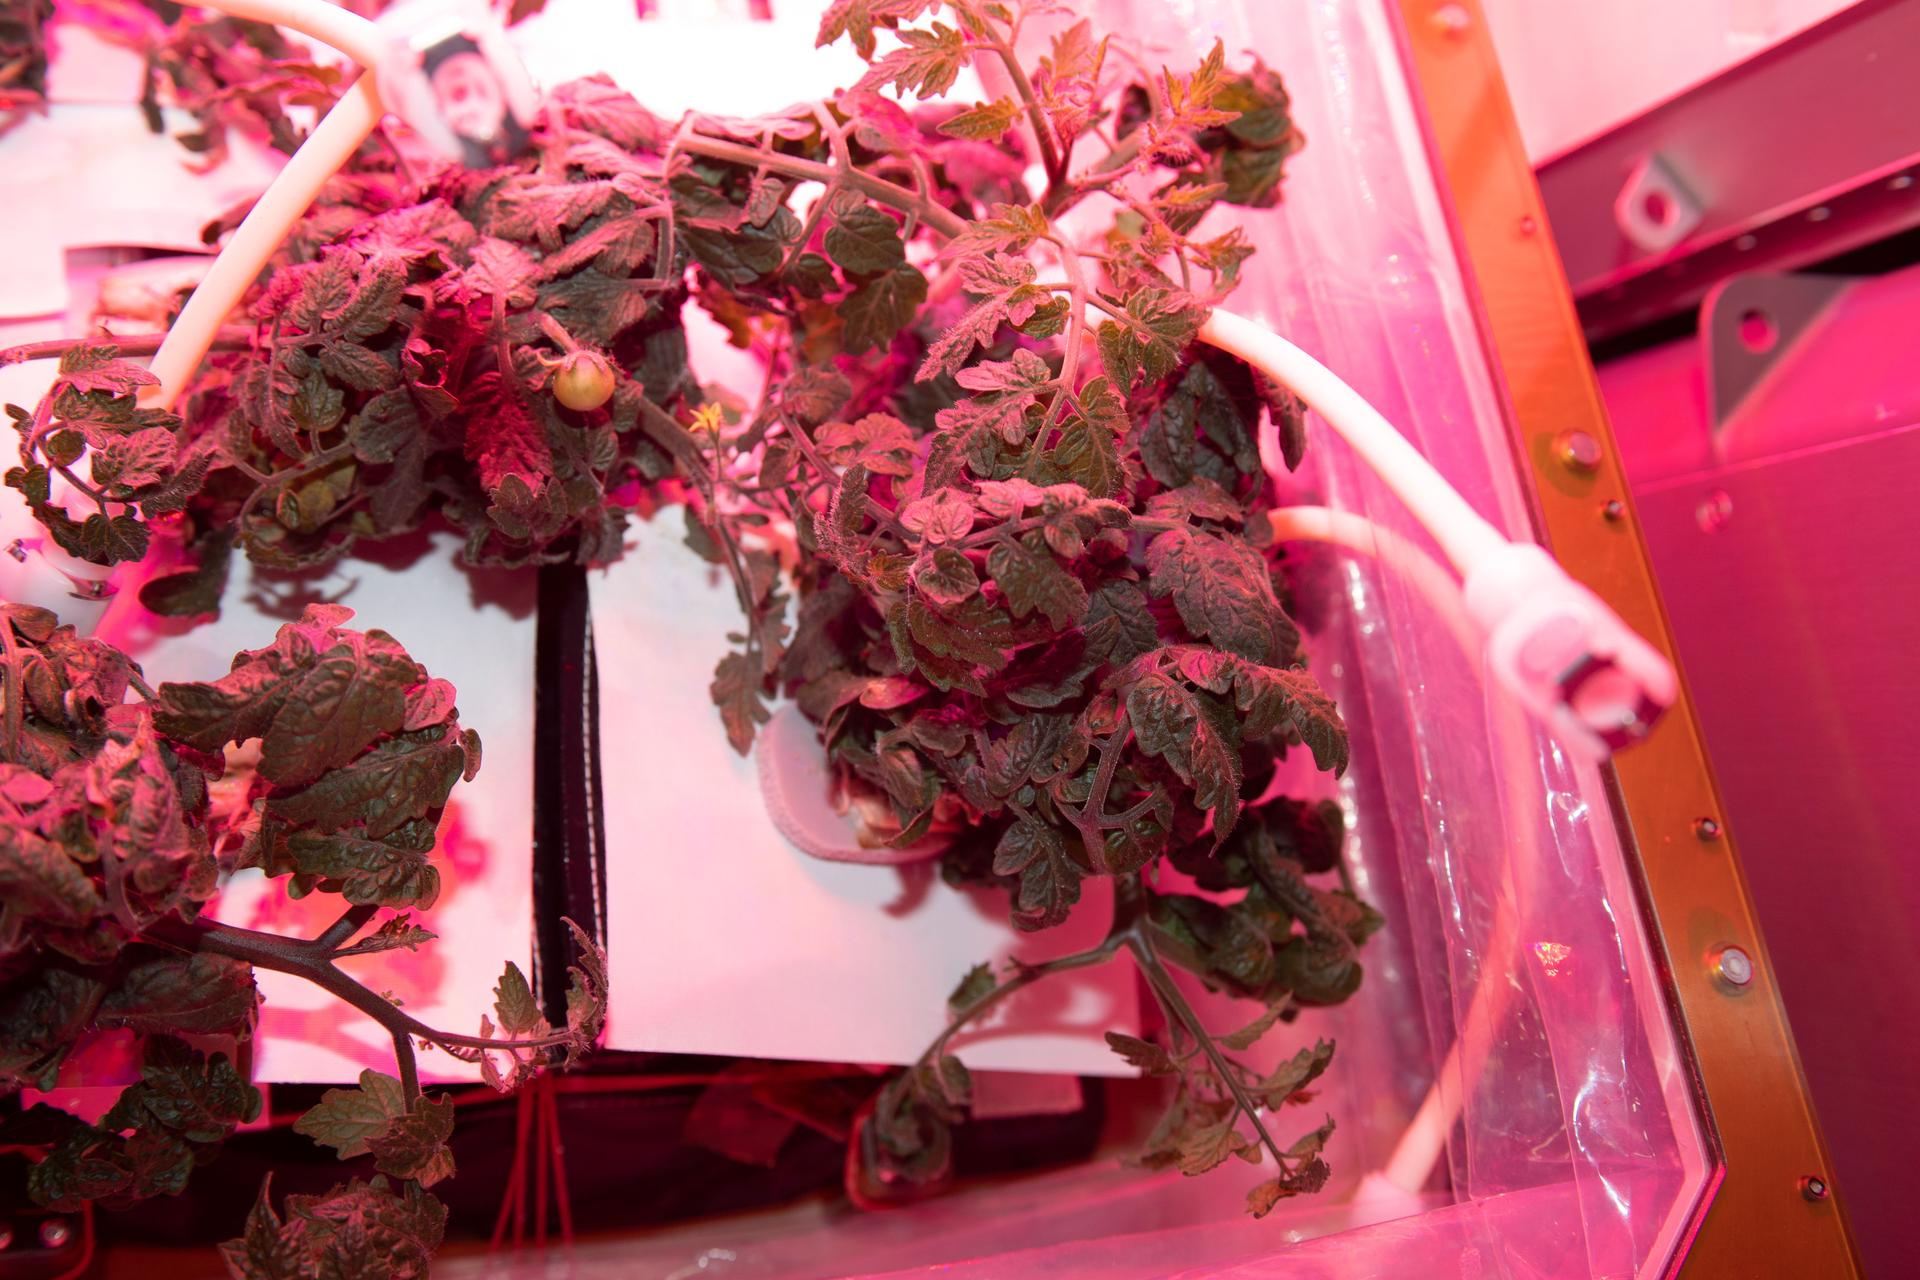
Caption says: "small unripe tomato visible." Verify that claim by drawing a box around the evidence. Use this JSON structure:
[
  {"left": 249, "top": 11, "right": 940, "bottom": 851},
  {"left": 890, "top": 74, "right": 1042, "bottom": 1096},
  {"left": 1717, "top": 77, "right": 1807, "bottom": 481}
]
[{"left": 551, "top": 351, "right": 616, "bottom": 412}]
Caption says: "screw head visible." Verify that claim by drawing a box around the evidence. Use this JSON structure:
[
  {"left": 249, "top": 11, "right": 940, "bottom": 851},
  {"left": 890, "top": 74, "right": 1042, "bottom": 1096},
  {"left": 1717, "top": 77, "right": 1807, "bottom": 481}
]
[
  {"left": 1555, "top": 430, "right": 1603, "bottom": 473},
  {"left": 1695, "top": 488, "right": 1734, "bottom": 534},
  {"left": 1432, "top": 3, "right": 1471, "bottom": 37},
  {"left": 1711, "top": 945, "right": 1754, "bottom": 987},
  {"left": 1693, "top": 817, "right": 1722, "bottom": 840},
  {"left": 1800, "top": 1174, "right": 1831, "bottom": 1201},
  {"left": 1601, "top": 499, "right": 1626, "bottom": 522},
  {"left": 38, "top": 1218, "right": 72, "bottom": 1249}
]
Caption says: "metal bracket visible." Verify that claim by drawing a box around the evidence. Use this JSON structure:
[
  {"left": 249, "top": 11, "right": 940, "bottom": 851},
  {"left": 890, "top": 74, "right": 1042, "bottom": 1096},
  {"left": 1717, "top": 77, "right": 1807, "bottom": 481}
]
[{"left": 1701, "top": 270, "right": 1855, "bottom": 431}]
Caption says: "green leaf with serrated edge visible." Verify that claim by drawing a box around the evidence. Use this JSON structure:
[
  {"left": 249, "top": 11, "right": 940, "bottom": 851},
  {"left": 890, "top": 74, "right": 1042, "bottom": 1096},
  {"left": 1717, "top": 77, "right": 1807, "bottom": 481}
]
[
  {"left": 103, "top": 1037, "right": 261, "bottom": 1143},
  {"left": 938, "top": 97, "right": 1021, "bottom": 139},
  {"left": 856, "top": 22, "right": 966, "bottom": 99},
  {"left": 1096, "top": 288, "right": 1205, "bottom": 390},
  {"left": 367, "top": 1094, "right": 456, "bottom": 1186},
  {"left": 1104, "top": 1031, "right": 1178, "bottom": 1076},
  {"left": 987, "top": 535, "right": 1088, "bottom": 628},
  {"left": 71, "top": 512, "right": 150, "bottom": 565},
  {"left": 267, "top": 830, "right": 440, "bottom": 909},
  {"left": 97, "top": 950, "right": 256, "bottom": 1038},
  {"left": 824, "top": 204, "right": 907, "bottom": 274},
  {"left": 1012, "top": 827, "right": 1082, "bottom": 930},
  {"left": 1257, "top": 1039, "right": 1335, "bottom": 1106},
  {"left": 153, "top": 607, "right": 422, "bottom": 788},
  {"left": 1144, "top": 525, "right": 1296, "bottom": 665},
  {"left": 992, "top": 818, "right": 1055, "bottom": 876},
  {"left": 267, "top": 726, "right": 467, "bottom": 841},
  {"left": 1247, "top": 1177, "right": 1289, "bottom": 1218},
  {"left": 293, "top": 1069, "right": 408, "bottom": 1159},
  {"left": 220, "top": 1175, "right": 445, "bottom": 1280},
  {"left": 537, "top": 268, "right": 656, "bottom": 345},
  {"left": 0, "top": 824, "right": 100, "bottom": 925},
  {"left": 919, "top": 254, "right": 1044, "bottom": 381},
  {"left": 57, "top": 345, "right": 160, "bottom": 396},
  {"left": 1287, "top": 1114, "right": 1336, "bottom": 1160},
  {"left": 816, "top": 413, "right": 917, "bottom": 477},
  {"left": 1126, "top": 672, "right": 1243, "bottom": 839},
  {"left": 1085, "top": 580, "right": 1160, "bottom": 665},
  {"left": 710, "top": 649, "right": 769, "bottom": 755},
  {"left": 494, "top": 961, "right": 542, "bottom": 1036},
  {"left": 1219, "top": 1000, "right": 1287, "bottom": 1051},
  {"left": 1178, "top": 1108, "right": 1252, "bottom": 1176},
  {"left": 911, "top": 546, "right": 980, "bottom": 606},
  {"left": 1252, "top": 367, "right": 1310, "bottom": 471},
  {"left": 954, "top": 348, "right": 1051, "bottom": 395},
  {"left": 948, "top": 962, "right": 995, "bottom": 1015},
  {"left": 816, "top": 0, "right": 940, "bottom": 59},
  {"left": 841, "top": 264, "right": 928, "bottom": 353},
  {"left": 945, "top": 202, "right": 1050, "bottom": 257}
]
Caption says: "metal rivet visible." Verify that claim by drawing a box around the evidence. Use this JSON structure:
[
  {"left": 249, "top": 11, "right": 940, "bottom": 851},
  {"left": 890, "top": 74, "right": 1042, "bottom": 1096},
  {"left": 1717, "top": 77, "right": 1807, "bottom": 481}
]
[
  {"left": 1711, "top": 945, "right": 1754, "bottom": 987},
  {"left": 1432, "top": 3, "right": 1471, "bottom": 36},
  {"left": 1807, "top": 205, "right": 1832, "bottom": 222},
  {"left": 1518, "top": 215, "right": 1537, "bottom": 236},
  {"left": 1695, "top": 488, "right": 1733, "bottom": 534},
  {"left": 1800, "top": 1174, "right": 1831, "bottom": 1201},
  {"left": 1891, "top": 174, "right": 1915, "bottom": 191},
  {"left": 1735, "top": 233, "right": 1759, "bottom": 250},
  {"left": 38, "top": 1218, "right": 72, "bottom": 1249},
  {"left": 1601, "top": 499, "right": 1626, "bottom": 522},
  {"left": 1554, "top": 430, "right": 1603, "bottom": 473},
  {"left": 1694, "top": 817, "right": 1722, "bottom": 840}
]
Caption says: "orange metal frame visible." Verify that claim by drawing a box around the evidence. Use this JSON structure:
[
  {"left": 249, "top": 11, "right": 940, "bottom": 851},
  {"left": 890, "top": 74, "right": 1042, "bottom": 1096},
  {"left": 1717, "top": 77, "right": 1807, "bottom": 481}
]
[{"left": 1393, "top": 2, "right": 1863, "bottom": 1275}]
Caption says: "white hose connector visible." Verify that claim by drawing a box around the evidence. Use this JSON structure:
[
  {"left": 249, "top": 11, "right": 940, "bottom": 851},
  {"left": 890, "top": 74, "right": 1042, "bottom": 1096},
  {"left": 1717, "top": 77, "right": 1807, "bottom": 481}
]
[
  {"left": 1201, "top": 308, "right": 1677, "bottom": 760},
  {"left": 1461, "top": 542, "right": 1676, "bottom": 759}
]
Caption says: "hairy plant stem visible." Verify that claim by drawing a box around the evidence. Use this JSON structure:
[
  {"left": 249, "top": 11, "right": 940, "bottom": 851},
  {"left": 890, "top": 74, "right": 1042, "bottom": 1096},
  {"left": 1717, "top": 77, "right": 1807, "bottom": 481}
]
[
  {"left": 1047, "top": 134, "right": 1145, "bottom": 216},
  {"left": 1054, "top": 711, "right": 1135, "bottom": 871},
  {"left": 676, "top": 133, "right": 969, "bottom": 242},
  {"left": 0, "top": 328, "right": 254, "bottom": 368},
  {"left": 1126, "top": 930, "right": 1290, "bottom": 1171},
  {"left": 1023, "top": 233, "right": 1093, "bottom": 477},
  {"left": 906, "top": 882, "right": 1142, "bottom": 1085},
  {"left": 0, "top": 615, "right": 25, "bottom": 763},
  {"left": 156, "top": 915, "right": 578, "bottom": 1104},
  {"left": 981, "top": 37, "right": 1063, "bottom": 186}
]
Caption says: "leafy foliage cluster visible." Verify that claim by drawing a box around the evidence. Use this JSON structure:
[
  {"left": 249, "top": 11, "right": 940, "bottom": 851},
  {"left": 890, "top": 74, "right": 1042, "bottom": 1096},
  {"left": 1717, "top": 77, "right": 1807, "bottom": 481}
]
[
  {"left": 0, "top": 601, "right": 606, "bottom": 1276},
  {"left": 4, "top": 0, "right": 1380, "bottom": 1264},
  {"left": 9, "top": 71, "right": 702, "bottom": 614},
  {"left": 0, "top": 0, "right": 53, "bottom": 128}
]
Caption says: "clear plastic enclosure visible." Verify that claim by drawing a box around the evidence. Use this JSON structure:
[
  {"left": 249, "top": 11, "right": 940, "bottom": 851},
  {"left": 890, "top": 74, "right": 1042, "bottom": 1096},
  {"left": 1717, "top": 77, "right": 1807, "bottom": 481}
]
[{"left": 450, "top": 0, "right": 1714, "bottom": 1276}]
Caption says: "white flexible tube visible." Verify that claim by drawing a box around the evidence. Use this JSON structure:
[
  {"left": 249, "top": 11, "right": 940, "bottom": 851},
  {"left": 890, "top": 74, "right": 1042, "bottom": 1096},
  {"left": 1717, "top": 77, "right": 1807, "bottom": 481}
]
[
  {"left": 139, "top": 0, "right": 386, "bottom": 410},
  {"left": 1203, "top": 309, "right": 1511, "bottom": 577},
  {"left": 1267, "top": 506, "right": 1537, "bottom": 1198},
  {"left": 100, "top": 0, "right": 386, "bottom": 643}
]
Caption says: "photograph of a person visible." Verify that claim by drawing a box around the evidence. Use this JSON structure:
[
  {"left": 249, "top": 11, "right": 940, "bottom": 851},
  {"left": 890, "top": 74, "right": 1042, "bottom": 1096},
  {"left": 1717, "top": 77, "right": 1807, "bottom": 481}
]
[
  {"left": 420, "top": 31, "right": 529, "bottom": 167},
  {"left": 373, "top": 16, "right": 538, "bottom": 169}
]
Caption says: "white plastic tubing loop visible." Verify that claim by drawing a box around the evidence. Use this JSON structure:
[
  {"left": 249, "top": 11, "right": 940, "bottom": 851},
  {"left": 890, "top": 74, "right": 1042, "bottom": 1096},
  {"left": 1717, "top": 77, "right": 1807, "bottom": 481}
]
[
  {"left": 1201, "top": 309, "right": 1677, "bottom": 760},
  {"left": 140, "top": 0, "right": 388, "bottom": 410}
]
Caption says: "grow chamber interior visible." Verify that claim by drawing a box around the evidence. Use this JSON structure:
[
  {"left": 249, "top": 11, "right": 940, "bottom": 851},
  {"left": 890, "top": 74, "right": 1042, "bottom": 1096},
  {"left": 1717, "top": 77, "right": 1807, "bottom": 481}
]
[
  {"left": 458, "top": 0, "right": 1714, "bottom": 1275},
  {"left": 0, "top": 0, "right": 1715, "bottom": 1274}
]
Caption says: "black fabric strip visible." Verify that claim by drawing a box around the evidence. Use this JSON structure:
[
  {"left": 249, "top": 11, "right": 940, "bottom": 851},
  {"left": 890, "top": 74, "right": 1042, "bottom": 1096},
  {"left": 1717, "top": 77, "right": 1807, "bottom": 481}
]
[{"left": 530, "top": 562, "right": 609, "bottom": 1025}]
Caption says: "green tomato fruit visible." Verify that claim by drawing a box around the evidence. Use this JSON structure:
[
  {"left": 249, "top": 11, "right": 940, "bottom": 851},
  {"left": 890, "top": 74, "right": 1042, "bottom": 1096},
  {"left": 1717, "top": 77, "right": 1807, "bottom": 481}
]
[{"left": 552, "top": 351, "right": 616, "bottom": 411}]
